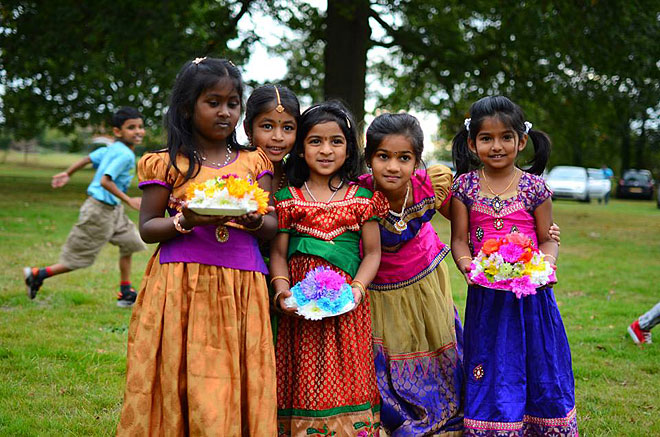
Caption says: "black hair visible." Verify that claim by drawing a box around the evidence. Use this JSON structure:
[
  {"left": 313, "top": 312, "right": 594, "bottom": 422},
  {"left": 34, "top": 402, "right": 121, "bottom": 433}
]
[
  {"left": 165, "top": 57, "right": 246, "bottom": 183},
  {"left": 365, "top": 112, "right": 424, "bottom": 166},
  {"left": 111, "top": 106, "right": 143, "bottom": 128},
  {"left": 244, "top": 85, "right": 301, "bottom": 141},
  {"left": 285, "top": 101, "right": 362, "bottom": 190},
  {"left": 451, "top": 96, "right": 551, "bottom": 175}
]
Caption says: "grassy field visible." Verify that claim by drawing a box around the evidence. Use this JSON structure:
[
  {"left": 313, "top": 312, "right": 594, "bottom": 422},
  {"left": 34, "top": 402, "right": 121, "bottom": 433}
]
[{"left": 1, "top": 151, "right": 659, "bottom": 436}]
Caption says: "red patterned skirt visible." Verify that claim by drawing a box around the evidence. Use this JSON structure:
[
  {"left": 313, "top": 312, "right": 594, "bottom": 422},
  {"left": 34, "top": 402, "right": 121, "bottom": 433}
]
[{"left": 276, "top": 255, "right": 380, "bottom": 436}]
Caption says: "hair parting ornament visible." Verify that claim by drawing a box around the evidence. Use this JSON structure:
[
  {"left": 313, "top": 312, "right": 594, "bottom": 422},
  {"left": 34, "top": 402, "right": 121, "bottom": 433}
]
[
  {"left": 274, "top": 86, "right": 285, "bottom": 113},
  {"left": 463, "top": 117, "right": 533, "bottom": 134}
]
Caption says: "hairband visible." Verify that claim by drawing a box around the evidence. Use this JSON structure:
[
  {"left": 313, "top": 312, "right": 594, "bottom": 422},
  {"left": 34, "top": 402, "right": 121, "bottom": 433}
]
[
  {"left": 274, "top": 86, "right": 285, "bottom": 113},
  {"left": 306, "top": 105, "right": 352, "bottom": 129},
  {"left": 192, "top": 57, "right": 207, "bottom": 65},
  {"left": 463, "top": 117, "right": 533, "bottom": 134}
]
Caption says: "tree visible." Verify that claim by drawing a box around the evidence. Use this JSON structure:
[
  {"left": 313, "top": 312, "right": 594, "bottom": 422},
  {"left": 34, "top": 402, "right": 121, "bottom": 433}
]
[{"left": 0, "top": 0, "right": 254, "bottom": 138}]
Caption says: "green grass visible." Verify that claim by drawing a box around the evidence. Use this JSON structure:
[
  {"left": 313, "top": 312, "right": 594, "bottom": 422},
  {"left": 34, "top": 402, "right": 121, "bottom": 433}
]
[{"left": 1, "top": 158, "right": 659, "bottom": 435}]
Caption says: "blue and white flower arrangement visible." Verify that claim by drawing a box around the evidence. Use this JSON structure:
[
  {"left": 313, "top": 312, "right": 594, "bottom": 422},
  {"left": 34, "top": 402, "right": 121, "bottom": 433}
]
[{"left": 283, "top": 266, "right": 355, "bottom": 320}]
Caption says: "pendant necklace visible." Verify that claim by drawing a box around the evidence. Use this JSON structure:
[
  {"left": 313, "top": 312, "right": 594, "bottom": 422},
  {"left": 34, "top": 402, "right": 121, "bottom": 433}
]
[
  {"left": 481, "top": 168, "right": 518, "bottom": 230},
  {"left": 389, "top": 183, "right": 410, "bottom": 232},
  {"left": 304, "top": 180, "right": 344, "bottom": 203}
]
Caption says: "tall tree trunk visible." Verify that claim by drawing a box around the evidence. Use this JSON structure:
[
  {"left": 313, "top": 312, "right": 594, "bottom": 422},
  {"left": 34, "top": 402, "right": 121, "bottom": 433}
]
[
  {"left": 620, "top": 119, "right": 631, "bottom": 171},
  {"left": 635, "top": 117, "right": 647, "bottom": 169},
  {"left": 324, "top": 0, "right": 371, "bottom": 133}
]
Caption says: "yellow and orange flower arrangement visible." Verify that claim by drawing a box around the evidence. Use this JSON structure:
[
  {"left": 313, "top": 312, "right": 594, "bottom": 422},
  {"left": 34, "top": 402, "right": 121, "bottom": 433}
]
[{"left": 186, "top": 175, "right": 269, "bottom": 215}]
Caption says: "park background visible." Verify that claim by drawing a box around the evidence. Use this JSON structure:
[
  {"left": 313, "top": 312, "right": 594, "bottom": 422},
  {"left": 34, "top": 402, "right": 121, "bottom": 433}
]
[{"left": 1, "top": 0, "right": 659, "bottom": 435}]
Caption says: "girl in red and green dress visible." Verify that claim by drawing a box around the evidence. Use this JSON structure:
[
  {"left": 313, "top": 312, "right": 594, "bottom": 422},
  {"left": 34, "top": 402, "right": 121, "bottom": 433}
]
[{"left": 270, "top": 101, "right": 388, "bottom": 436}]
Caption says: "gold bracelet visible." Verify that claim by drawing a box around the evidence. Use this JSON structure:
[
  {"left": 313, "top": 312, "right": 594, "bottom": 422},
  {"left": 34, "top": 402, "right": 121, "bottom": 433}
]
[
  {"left": 245, "top": 215, "right": 265, "bottom": 231},
  {"left": 351, "top": 280, "right": 367, "bottom": 303},
  {"left": 272, "top": 289, "right": 287, "bottom": 306},
  {"left": 456, "top": 255, "right": 472, "bottom": 263},
  {"left": 543, "top": 253, "right": 557, "bottom": 262},
  {"left": 269, "top": 275, "right": 290, "bottom": 285},
  {"left": 173, "top": 212, "right": 192, "bottom": 234}
]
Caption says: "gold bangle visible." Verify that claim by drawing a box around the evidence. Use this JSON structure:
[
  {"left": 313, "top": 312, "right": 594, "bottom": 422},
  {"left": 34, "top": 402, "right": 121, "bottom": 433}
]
[
  {"left": 543, "top": 253, "right": 557, "bottom": 262},
  {"left": 269, "top": 275, "right": 290, "bottom": 285},
  {"left": 245, "top": 215, "right": 265, "bottom": 231},
  {"left": 272, "top": 289, "right": 287, "bottom": 306},
  {"left": 456, "top": 255, "right": 472, "bottom": 263},
  {"left": 173, "top": 212, "right": 192, "bottom": 234},
  {"left": 351, "top": 280, "right": 367, "bottom": 303}
]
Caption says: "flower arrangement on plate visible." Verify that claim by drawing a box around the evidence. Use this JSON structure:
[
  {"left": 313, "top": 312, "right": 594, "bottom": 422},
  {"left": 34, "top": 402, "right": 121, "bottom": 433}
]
[
  {"left": 469, "top": 232, "right": 557, "bottom": 298},
  {"left": 186, "top": 174, "right": 269, "bottom": 216},
  {"left": 283, "top": 267, "right": 355, "bottom": 320}
]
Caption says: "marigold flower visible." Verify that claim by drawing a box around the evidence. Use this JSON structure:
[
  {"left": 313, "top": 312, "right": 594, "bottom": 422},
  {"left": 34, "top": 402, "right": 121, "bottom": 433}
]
[{"left": 481, "top": 238, "right": 501, "bottom": 255}]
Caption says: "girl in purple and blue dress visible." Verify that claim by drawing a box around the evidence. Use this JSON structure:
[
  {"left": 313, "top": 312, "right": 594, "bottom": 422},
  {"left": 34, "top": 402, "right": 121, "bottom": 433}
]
[{"left": 450, "top": 96, "right": 578, "bottom": 436}]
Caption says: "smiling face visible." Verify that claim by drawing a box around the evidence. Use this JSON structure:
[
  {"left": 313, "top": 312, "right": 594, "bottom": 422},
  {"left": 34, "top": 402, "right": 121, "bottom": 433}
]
[
  {"left": 192, "top": 77, "right": 241, "bottom": 146},
  {"left": 247, "top": 106, "right": 297, "bottom": 162},
  {"left": 303, "top": 121, "right": 347, "bottom": 179},
  {"left": 113, "top": 117, "right": 145, "bottom": 147},
  {"left": 468, "top": 115, "right": 527, "bottom": 171},
  {"left": 369, "top": 134, "right": 417, "bottom": 194}
]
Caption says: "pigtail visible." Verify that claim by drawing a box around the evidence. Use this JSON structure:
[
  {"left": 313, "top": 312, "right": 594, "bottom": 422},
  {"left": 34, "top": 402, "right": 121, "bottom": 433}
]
[
  {"left": 523, "top": 129, "right": 551, "bottom": 176},
  {"left": 452, "top": 128, "right": 479, "bottom": 175}
]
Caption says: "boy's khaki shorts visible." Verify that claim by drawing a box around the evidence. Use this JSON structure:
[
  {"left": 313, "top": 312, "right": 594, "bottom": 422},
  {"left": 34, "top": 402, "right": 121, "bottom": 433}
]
[{"left": 59, "top": 197, "right": 147, "bottom": 270}]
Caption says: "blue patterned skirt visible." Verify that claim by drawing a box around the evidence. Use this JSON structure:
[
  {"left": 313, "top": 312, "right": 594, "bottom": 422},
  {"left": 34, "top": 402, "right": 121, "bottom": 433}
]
[{"left": 463, "top": 286, "right": 578, "bottom": 436}]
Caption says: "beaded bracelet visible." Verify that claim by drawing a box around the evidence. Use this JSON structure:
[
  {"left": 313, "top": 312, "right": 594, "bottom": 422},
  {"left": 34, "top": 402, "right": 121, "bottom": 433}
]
[{"left": 173, "top": 212, "right": 192, "bottom": 234}]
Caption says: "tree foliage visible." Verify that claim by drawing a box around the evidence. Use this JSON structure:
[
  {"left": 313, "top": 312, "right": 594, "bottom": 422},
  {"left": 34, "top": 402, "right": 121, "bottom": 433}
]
[{"left": 0, "top": 0, "right": 254, "bottom": 137}]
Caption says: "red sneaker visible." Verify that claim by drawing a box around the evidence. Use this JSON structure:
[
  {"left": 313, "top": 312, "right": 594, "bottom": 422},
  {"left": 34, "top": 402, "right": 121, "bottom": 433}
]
[{"left": 628, "top": 319, "right": 652, "bottom": 344}]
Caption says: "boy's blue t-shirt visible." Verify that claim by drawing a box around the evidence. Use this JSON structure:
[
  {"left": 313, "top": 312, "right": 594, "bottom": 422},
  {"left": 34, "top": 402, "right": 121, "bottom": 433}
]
[{"left": 87, "top": 140, "right": 136, "bottom": 206}]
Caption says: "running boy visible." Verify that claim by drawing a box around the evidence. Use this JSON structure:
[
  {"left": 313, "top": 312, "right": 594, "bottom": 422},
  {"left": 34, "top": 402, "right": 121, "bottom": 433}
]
[{"left": 23, "top": 106, "right": 148, "bottom": 307}]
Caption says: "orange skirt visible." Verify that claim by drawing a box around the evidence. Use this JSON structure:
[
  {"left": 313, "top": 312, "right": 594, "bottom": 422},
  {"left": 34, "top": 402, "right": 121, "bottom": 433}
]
[{"left": 117, "top": 252, "right": 277, "bottom": 436}]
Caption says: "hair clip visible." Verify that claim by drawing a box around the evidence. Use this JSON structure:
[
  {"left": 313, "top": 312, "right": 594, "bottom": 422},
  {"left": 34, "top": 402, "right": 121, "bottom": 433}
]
[
  {"left": 524, "top": 121, "right": 533, "bottom": 134},
  {"left": 228, "top": 59, "right": 236, "bottom": 67},
  {"left": 192, "top": 57, "right": 207, "bottom": 65},
  {"left": 464, "top": 118, "right": 471, "bottom": 132},
  {"left": 345, "top": 116, "right": 351, "bottom": 129},
  {"left": 274, "top": 86, "right": 285, "bottom": 113}
]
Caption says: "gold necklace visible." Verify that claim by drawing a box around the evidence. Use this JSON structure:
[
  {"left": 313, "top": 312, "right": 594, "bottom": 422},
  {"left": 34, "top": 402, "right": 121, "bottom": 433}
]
[
  {"left": 389, "top": 183, "right": 410, "bottom": 232},
  {"left": 481, "top": 168, "right": 518, "bottom": 229}
]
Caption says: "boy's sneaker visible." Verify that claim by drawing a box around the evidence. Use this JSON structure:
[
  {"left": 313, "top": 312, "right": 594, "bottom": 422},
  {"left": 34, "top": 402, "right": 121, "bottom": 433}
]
[
  {"left": 23, "top": 267, "right": 43, "bottom": 299},
  {"left": 628, "top": 319, "right": 652, "bottom": 344},
  {"left": 117, "top": 288, "right": 137, "bottom": 308}
]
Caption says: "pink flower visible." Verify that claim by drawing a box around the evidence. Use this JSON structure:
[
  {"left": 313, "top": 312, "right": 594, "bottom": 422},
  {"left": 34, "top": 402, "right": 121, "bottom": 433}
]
[
  {"left": 510, "top": 276, "right": 537, "bottom": 298},
  {"left": 498, "top": 243, "right": 525, "bottom": 263},
  {"left": 505, "top": 232, "right": 532, "bottom": 248},
  {"left": 315, "top": 269, "right": 345, "bottom": 291}
]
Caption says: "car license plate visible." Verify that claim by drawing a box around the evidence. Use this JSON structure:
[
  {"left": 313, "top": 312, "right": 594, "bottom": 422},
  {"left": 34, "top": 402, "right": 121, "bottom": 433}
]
[{"left": 630, "top": 187, "right": 642, "bottom": 193}]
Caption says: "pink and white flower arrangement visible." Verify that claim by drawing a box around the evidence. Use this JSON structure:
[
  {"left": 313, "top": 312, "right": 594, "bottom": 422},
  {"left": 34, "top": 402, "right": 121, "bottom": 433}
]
[{"left": 469, "top": 232, "right": 557, "bottom": 298}]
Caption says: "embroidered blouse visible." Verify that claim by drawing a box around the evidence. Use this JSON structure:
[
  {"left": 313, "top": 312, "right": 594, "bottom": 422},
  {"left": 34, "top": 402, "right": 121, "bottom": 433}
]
[
  {"left": 451, "top": 170, "right": 552, "bottom": 256},
  {"left": 137, "top": 148, "right": 273, "bottom": 273},
  {"left": 357, "top": 165, "right": 453, "bottom": 290},
  {"left": 274, "top": 185, "right": 388, "bottom": 278}
]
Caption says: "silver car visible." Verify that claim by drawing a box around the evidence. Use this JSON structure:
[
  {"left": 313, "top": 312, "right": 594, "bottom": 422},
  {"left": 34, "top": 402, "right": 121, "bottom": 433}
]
[{"left": 546, "top": 166, "right": 590, "bottom": 202}]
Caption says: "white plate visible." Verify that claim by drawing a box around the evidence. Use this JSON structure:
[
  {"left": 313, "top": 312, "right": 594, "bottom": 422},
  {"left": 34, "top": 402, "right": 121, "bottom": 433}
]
[
  {"left": 189, "top": 206, "right": 249, "bottom": 216},
  {"left": 283, "top": 296, "right": 356, "bottom": 321}
]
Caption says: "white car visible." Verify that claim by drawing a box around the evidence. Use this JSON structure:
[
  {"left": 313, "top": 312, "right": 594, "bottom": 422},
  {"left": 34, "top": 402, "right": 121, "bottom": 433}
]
[
  {"left": 587, "top": 168, "right": 612, "bottom": 203},
  {"left": 546, "top": 166, "right": 590, "bottom": 202}
]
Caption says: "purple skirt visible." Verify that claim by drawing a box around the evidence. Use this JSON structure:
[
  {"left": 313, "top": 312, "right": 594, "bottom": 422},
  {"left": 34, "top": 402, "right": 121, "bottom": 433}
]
[{"left": 463, "top": 286, "right": 578, "bottom": 436}]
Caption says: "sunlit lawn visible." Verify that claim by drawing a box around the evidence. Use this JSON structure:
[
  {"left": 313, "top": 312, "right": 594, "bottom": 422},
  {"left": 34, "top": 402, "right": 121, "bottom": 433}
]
[{"left": 1, "top": 152, "right": 659, "bottom": 435}]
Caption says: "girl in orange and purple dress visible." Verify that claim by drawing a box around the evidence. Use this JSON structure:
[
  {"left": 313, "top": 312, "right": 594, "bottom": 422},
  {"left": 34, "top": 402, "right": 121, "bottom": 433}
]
[
  {"left": 117, "top": 58, "right": 278, "bottom": 436},
  {"left": 270, "top": 101, "right": 387, "bottom": 436},
  {"left": 451, "top": 96, "right": 577, "bottom": 436}
]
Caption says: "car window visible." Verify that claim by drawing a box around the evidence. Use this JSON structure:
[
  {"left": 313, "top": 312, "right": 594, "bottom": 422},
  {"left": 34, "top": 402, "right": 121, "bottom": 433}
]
[
  {"left": 549, "top": 168, "right": 585, "bottom": 180},
  {"left": 588, "top": 170, "right": 605, "bottom": 180}
]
